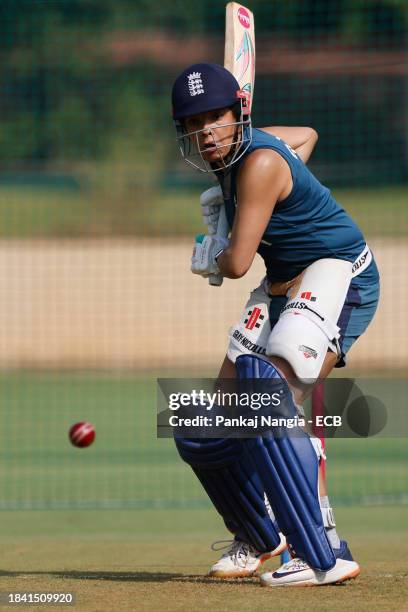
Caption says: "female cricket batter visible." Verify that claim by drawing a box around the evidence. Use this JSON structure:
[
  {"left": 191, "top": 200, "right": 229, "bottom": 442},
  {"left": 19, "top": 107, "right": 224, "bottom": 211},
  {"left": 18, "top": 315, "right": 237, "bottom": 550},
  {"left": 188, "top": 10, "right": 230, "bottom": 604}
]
[{"left": 171, "top": 63, "right": 380, "bottom": 587}]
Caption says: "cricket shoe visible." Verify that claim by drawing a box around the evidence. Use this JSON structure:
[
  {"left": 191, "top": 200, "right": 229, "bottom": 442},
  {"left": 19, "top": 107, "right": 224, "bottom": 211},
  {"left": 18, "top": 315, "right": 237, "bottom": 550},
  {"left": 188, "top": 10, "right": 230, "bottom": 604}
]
[
  {"left": 209, "top": 534, "right": 287, "bottom": 578},
  {"left": 260, "top": 540, "right": 360, "bottom": 587}
]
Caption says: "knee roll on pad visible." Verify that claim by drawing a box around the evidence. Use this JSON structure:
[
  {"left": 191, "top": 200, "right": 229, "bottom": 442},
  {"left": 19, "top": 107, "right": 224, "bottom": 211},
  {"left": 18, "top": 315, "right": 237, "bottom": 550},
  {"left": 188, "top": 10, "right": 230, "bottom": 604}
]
[
  {"left": 235, "top": 354, "right": 336, "bottom": 571},
  {"left": 175, "top": 436, "right": 281, "bottom": 552},
  {"left": 266, "top": 258, "right": 352, "bottom": 383}
]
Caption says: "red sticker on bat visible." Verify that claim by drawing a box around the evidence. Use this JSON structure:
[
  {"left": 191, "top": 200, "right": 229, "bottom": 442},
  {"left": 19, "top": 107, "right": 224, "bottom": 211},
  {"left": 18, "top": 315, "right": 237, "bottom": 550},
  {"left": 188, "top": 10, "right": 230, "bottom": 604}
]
[{"left": 238, "top": 7, "right": 251, "bottom": 29}]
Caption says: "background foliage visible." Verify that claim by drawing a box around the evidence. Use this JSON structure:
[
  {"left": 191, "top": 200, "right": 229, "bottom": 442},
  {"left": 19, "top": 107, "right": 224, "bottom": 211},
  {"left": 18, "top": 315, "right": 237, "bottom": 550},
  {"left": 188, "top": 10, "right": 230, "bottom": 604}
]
[{"left": 0, "top": 0, "right": 406, "bottom": 235}]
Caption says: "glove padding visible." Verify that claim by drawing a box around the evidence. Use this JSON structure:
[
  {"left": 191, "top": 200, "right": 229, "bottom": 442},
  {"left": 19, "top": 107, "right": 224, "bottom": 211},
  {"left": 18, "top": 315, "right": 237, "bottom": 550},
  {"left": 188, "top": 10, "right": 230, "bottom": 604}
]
[
  {"left": 200, "top": 185, "right": 224, "bottom": 235},
  {"left": 191, "top": 234, "right": 229, "bottom": 277}
]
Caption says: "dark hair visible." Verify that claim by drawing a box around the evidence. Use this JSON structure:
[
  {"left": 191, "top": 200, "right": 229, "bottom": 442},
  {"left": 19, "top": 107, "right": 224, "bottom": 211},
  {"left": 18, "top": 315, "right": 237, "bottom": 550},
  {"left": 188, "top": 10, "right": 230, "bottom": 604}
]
[{"left": 230, "top": 100, "right": 242, "bottom": 121}]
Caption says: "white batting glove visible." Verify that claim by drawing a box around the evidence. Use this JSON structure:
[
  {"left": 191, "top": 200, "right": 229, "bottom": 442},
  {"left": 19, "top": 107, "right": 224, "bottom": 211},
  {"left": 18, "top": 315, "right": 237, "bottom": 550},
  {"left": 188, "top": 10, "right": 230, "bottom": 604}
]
[
  {"left": 191, "top": 234, "right": 229, "bottom": 277},
  {"left": 200, "top": 185, "right": 224, "bottom": 235}
]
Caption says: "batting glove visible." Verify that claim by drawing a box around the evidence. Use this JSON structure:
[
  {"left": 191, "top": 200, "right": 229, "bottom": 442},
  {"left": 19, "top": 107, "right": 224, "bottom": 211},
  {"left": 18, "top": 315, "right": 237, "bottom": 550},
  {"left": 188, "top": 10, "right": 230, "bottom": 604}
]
[
  {"left": 200, "top": 185, "right": 224, "bottom": 235},
  {"left": 191, "top": 234, "right": 229, "bottom": 277}
]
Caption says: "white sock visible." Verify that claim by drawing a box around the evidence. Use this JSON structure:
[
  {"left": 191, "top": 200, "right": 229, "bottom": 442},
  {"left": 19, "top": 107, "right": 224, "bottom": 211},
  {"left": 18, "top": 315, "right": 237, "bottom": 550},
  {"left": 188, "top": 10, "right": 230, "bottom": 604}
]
[{"left": 320, "top": 495, "right": 341, "bottom": 549}]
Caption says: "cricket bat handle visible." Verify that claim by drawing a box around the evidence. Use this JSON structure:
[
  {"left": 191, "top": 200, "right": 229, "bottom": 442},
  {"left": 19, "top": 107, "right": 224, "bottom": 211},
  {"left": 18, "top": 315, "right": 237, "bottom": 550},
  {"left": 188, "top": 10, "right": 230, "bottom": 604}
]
[{"left": 209, "top": 205, "right": 229, "bottom": 286}]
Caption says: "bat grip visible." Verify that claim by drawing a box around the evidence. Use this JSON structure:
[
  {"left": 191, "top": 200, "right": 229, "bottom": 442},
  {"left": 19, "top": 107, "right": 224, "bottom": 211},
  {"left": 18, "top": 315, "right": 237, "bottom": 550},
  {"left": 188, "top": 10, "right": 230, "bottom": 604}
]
[
  {"left": 209, "top": 272, "right": 223, "bottom": 286},
  {"left": 208, "top": 205, "right": 229, "bottom": 287}
]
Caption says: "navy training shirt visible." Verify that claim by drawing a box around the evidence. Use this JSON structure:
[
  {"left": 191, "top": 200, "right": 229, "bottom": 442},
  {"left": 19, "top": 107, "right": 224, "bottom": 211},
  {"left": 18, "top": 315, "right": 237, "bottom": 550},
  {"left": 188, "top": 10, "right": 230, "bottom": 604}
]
[{"left": 219, "top": 128, "right": 378, "bottom": 284}]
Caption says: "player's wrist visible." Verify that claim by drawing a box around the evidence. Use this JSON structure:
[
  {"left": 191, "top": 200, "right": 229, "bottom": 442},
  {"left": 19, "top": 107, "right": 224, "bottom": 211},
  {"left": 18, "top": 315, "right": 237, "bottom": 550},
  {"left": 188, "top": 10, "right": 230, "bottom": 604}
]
[{"left": 214, "top": 248, "right": 225, "bottom": 271}]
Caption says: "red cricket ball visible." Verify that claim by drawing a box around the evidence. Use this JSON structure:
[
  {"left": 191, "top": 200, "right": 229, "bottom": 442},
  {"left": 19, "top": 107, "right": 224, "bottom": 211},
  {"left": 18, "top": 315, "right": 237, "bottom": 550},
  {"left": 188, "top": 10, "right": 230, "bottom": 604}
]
[{"left": 69, "top": 421, "right": 95, "bottom": 448}]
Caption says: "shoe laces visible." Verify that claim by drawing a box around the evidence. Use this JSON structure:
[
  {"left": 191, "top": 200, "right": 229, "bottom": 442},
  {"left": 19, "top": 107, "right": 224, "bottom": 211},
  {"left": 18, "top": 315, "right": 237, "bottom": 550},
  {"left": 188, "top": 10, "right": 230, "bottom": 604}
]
[
  {"left": 282, "top": 557, "right": 309, "bottom": 572},
  {"left": 211, "top": 539, "right": 235, "bottom": 552},
  {"left": 211, "top": 539, "right": 257, "bottom": 567}
]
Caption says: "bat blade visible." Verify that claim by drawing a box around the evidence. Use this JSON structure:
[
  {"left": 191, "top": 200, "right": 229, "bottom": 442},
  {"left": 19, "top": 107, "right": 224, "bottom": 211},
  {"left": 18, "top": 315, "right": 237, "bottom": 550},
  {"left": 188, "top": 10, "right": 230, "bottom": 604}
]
[
  {"left": 224, "top": 2, "right": 255, "bottom": 114},
  {"left": 208, "top": 3, "right": 255, "bottom": 287}
]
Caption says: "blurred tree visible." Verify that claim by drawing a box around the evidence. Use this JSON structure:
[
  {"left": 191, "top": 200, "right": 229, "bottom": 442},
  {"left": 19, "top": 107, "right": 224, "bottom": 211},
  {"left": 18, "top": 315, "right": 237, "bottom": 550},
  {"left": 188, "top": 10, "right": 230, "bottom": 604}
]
[
  {"left": 342, "top": 0, "right": 408, "bottom": 44},
  {"left": 0, "top": 0, "right": 405, "bottom": 190}
]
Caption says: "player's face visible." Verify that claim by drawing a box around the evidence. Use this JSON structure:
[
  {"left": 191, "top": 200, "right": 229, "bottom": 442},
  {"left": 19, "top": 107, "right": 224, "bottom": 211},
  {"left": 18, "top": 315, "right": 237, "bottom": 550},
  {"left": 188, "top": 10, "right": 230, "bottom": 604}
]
[{"left": 183, "top": 108, "right": 238, "bottom": 164}]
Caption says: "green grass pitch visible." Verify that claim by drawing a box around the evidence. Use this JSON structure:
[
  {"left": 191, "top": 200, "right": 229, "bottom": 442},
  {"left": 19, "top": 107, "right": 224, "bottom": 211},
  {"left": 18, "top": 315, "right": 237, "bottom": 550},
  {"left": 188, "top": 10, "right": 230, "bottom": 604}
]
[
  {"left": 0, "top": 372, "right": 406, "bottom": 609},
  {"left": 0, "top": 371, "right": 406, "bottom": 510},
  {"left": 0, "top": 507, "right": 407, "bottom": 610},
  {"left": 0, "top": 185, "right": 406, "bottom": 237}
]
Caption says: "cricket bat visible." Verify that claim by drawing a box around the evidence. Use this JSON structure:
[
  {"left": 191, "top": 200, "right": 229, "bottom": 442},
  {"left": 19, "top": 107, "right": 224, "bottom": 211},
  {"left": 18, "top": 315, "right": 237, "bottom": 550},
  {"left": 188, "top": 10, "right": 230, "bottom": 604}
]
[{"left": 208, "top": 2, "right": 256, "bottom": 286}]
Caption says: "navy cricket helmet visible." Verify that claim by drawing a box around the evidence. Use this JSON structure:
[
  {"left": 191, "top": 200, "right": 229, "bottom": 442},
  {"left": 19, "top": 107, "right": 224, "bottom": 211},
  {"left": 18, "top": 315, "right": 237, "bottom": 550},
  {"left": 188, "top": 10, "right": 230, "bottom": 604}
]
[{"left": 172, "top": 63, "right": 241, "bottom": 120}]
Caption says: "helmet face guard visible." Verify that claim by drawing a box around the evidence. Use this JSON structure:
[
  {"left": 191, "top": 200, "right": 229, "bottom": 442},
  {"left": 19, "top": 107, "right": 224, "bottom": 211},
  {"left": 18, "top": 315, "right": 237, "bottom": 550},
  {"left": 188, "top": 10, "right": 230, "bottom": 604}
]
[{"left": 175, "top": 100, "right": 252, "bottom": 173}]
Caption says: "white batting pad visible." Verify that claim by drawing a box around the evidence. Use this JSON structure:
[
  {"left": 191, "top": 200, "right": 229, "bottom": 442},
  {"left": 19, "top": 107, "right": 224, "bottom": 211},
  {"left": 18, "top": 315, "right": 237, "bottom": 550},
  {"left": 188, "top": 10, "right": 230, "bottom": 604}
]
[
  {"left": 266, "top": 258, "right": 352, "bottom": 383},
  {"left": 227, "top": 284, "right": 272, "bottom": 362}
]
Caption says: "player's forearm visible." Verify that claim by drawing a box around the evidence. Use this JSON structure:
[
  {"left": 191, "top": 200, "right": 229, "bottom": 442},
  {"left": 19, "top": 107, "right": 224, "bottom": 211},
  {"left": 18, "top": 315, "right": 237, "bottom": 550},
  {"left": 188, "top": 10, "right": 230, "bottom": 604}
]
[
  {"left": 217, "top": 248, "right": 249, "bottom": 279},
  {"left": 293, "top": 129, "right": 318, "bottom": 163},
  {"left": 261, "top": 126, "right": 318, "bottom": 163}
]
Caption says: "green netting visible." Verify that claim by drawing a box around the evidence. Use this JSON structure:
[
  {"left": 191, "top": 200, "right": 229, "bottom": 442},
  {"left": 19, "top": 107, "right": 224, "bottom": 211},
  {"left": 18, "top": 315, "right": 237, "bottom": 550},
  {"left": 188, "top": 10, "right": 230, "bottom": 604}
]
[
  {"left": 0, "top": 373, "right": 406, "bottom": 509},
  {"left": 0, "top": 0, "right": 406, "bottom": 223},
  {"left": 0, "top": 1, "right": 406, "bottom": 509}
]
